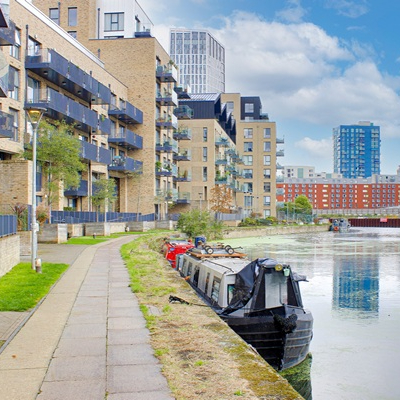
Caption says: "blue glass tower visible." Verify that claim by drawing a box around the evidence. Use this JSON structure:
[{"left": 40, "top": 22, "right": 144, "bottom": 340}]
[{"left": 333, "top": 121, "right": 380, "bottom": 178}]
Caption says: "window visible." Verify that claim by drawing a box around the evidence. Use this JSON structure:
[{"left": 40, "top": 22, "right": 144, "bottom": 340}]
[
  {"left": 68, "top": 7, "right": 77, "bottom": 26},
  {"left": 244, "top": 128, "right": 253, "bottom": 138},
  {"left": 105, "top": 12, "right": 124, "bottom": 31},
  {"left": 203, "top": 127, "right": 208, "bottom": 142},
  {"left": 245, "top": 103, "right": 254, "bottom": 113},
  {"left": 243, "top": 169, "right": 253, "bottom": 179},
  {"left": 27, "top": 37, "right": 40, "bottom": 56},
  {"left": 226, "top": 102, "right": 234, "bottom": 113},
  {"left": 264, "top": 182, "right": 271, "bottom": 192},
  {"left": 211, "top": 278, "right": 220, "bottom": 303},
  {"left": 8, "top": 108, "right": 19, "bottom": 141},
  {"left": 9, "top": 28, "right": 21, "bottom": 59},
  {"left": 8, "top": 67, "right": 19, "bottom": 100},
  {"left": 264, "top": 210, "right": 271, "bottom": 218},
  {"left": 263, "top": 155, "right": 271, "bottom": 166},
  {"left": 263, "top": 142, "right": 271, "bottom": 152},
  {"left": 68, "top": 31, "right": 77, "bottom": 39},
  {"left": 264, "top": 196, "right": 271, "bottom": 206},
  {"left": 27, "top": 76, "right": 40, "bottom": 102},
  {"left": 263, "top": 169, "right": 271, "bottom": 179},
  {"left": 244, "top": 142, "right": 253, "bottom": 152},
  {"left": 264, "top": 128, "right": 271, "bottom": 138},
  {"left": 202, "top": 147, "right": 207, "bottom": 162},
  {"left": 49, "top": 8, "right": 59, "bottom": 24},
  {"left": 243, "top": 155, "right": 253, "bottom": 166},
  {"left": 203, "top": 166, "right": 207, "bottom": 182}
]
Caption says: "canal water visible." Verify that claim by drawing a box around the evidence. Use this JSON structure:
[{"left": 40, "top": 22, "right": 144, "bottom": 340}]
[{"left": 225, "top": 228, "right": 400, "bottom": 400}]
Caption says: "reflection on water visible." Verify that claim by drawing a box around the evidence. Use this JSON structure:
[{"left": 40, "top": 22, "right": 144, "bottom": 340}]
[{"left": 225, "top": 228, "right": 400, "bottom": 400}]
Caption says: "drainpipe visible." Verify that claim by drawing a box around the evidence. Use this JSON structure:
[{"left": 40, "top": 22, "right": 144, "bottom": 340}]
[{"left": 97, "top": 8, "right": 100, "bottom": 39}]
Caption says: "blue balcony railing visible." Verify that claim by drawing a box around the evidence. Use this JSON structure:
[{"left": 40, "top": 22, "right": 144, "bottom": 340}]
[
  {"left": 108, "top": 129, "right": 143, "bottom": 150},
  {"left": 174, "top": 105, "right": 194, "bottom": 119},
  {"left": 80, "top": 141, "right": 112, "bottom": 164},
  {"left": 108, "top": 101, "right": 143, "bottom": 124},
  {"left": 0, "top": 19, "right": 17, "bottom": 46},
  {"left": 64, "top": 179, "right": 89, "bottom": 197},
  {"left": 156, "top": 139, "right": 178, "bottom": 154},
  {"left": 0, "top": 110, "right": 14, "bottom": 139},
  {"left": 25, "top": 48, "right": 111, "bottom": 104},
  {"left": 108, "top": 156, "right": 143, "bottom": 172}
]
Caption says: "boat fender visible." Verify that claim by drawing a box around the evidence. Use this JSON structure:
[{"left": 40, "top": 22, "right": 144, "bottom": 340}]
[{"left": 273, "top": 313, "right": 298, "bottom": 334}]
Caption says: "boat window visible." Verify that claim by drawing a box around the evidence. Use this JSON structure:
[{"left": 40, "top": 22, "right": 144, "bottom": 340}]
[
  {"left": 265, "top": 273, "right": 288, "bottom": 308},
  {"left": 227, "top": 284, "right": 235, "bottom": 304},
  {"left": 193, "top": 267, "right": 200, "bottom": 287},
  {"left": 187, "top": 262, "right": 193, "bottom": 277},
  {"left": 211, "top": 278, "right": 221, "bottom": 303},
  {"left": 204, "top": 272, "right": 210, "bottom": 296}
]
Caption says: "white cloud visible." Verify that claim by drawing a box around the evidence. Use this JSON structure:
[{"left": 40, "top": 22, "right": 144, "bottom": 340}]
[
  {"left": 276, "top": 0, "right": 307, "bottom": 23},
  {"left": 324, "top": 0, "right": 369, "bottom": 18},
  {"left": 295, "top": 137, "right": 332, "bottom": 158}
]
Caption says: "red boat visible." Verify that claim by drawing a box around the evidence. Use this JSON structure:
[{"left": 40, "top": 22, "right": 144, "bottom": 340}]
[{"left": 163, "top": 239, "right": 195, "bottom": 268}]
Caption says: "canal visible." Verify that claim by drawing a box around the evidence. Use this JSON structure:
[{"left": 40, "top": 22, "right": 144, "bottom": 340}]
[{"left": 225, "top": 227, "right": 400, "bottom": 400}]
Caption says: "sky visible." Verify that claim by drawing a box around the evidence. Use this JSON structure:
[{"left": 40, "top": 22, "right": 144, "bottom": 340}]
[{"left": 144, "top": 0, "right": 400, "bottom": 175}]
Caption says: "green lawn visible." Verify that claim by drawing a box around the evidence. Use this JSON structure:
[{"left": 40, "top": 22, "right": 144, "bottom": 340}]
[{"left": 0, "top": 262, "right": 68, "bottom": 311}]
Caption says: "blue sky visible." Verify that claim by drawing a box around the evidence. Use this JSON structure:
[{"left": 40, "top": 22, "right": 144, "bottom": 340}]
[{"left": 145, "top": 0, "right": 400, "bottom": 174}]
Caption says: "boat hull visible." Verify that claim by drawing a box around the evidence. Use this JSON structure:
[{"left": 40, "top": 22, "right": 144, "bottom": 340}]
[{"left": 221, "top": 307, "right": 313, "bottom": 370}]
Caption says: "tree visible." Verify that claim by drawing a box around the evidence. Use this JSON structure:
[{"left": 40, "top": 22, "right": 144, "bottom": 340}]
[
  {"left": 24, "top": 120, "right": 85, "bottom": 210},
  {"left": 91, "top": 178, "right": 117, "bottom": 219},
  {"left": 209, "top": 185, "right": 233, "bottom": 213},
  {"left": 176, "top": 209, "right": 223, "bottom": 239},
  {"left": 294, "top": 195, "right": 312, "bottom": 214}
]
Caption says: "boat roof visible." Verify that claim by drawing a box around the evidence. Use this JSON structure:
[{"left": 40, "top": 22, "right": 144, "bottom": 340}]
[{"left": 187, "top": 254, "right": 250, "bottom": 276}]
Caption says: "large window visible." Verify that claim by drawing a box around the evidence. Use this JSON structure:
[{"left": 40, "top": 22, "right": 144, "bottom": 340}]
[
  {"left": 8, "top": 67, "right": 19, "bottom": 100},
  {"left": 203, "top": 166, "right": 207, "bottom": 182},
  {"left": 105, "top": 12, "right": 124, "bottom": 31},
  {"left": 243, "top": 169, "right": 253, "bottom": 179},
  {"left": 244, "top": 142, "right": 253, "bottom": 152},
  {"left": 245, "top": 103, "right": 254, "bottom": 113},
  {"left": 202, "top": 147, "right": 207, "bottom": 162},
  {"left": 27, "top": 76, "right": 40, "bottom": 102},
  {"left": 263, "top": 196, "right": 271, "bottom": 206},
  {"left": 243, "top": 155, "right": 253, "bottom": 166},
  {"left": 8, "top": 108, "right": 19, "bottom": 141},
  {"left": 263, "top": 142, "right": 271, "bottom": 152},
  {"left": 27, "top": 37, "right": 40, "bottom": 56},
  {"left": 49, "top": 8, "right": 59, "bottom": 24},
  {"left": 264, "top": 128, "right": 271, "bottom": 138},
  {"left": 244, "top": 128, "right": 253, "bottom": 138},
  {"left": 263, "top": 155, "right": 271, "bottom": 166},
  {"left": 203, "top": 127, "right": 208, "bottom": 142},
  {"left": 263, "top": 169, "right": 271, "bottom": 179},
  {"left": 68, "top": 7, "right": 77, "bottom": 26}
]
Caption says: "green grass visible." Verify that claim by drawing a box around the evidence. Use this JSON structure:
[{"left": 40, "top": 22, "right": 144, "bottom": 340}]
[
  {"left": 0, "top": 262, "right": 68, "bottom": 311},
  {"left": 67, "top": 236, "right": 108, "bottom": 245}
]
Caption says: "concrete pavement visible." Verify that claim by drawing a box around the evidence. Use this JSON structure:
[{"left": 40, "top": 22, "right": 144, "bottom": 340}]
[{"left": 0, "top": 236, "right": 175, "bottom": 400}]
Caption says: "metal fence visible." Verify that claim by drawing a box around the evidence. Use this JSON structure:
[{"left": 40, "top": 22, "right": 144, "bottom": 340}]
[
  {"left": 51, "top": 210, "right": 155, "bottom": 224},
  {"left": 0, "top": 215, "right": 17, "bottom": 237}
]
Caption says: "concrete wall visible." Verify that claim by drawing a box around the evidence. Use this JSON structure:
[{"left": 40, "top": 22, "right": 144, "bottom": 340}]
[
  {"left": 38, "top": 224, "right": 68, "bottom": 243},
  {"left": 68, "top": 224, "right": 84, "bottom": 238},
  {"left": 223, "top": 224, "right": 328, "bottom": 239},
  {"left": 126, "top": 221, "right": 155, "bottom": 232},
  {"left": 0, "top": 235, "right": 20, "bottom": 277}
]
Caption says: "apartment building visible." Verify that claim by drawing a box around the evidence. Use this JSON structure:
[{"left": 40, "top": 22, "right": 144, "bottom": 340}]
[
  {"left": 276, "top": 169, "right": 400, "bottom": 214},
  {"left": 32, "top": 0, "right": 181, "bottom": 218},
  {"left": 0, "top": 0, "right": 151, "bottom": 216},
  {"left": 333, "top": 121, "right": 381, "bottom": 179},
  {"left": 169, "top": 28, "right": 225, "bottom": 94},
  {"left": 221, "top": 94, "right": 281, "bottom": 218}
]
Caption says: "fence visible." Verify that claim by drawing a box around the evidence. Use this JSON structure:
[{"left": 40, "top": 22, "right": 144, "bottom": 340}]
[
  {"left": 0, "top": 215, "right": 17, "bottom": 237},
  {"left": 51, "top": 210, "right": 155, "bottom": 224}
]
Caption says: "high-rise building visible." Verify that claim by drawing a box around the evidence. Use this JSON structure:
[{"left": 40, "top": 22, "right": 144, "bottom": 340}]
[
  {"left": 169, "top": 28, "right": 225, "bottom": 94},
  {"left": 333, "top": 121, "right": 380, "bottom": 179}
]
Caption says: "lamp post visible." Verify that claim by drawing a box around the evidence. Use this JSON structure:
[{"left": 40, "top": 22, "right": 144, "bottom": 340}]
[{"left": 25, "top": 106, "right": 46, "bottom": 272}]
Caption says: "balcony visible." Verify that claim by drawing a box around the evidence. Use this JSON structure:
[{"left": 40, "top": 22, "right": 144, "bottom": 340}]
[
  {"left": 173, "top": 128, "right": 192, "bottom": 140},
  {"left": 108, "top": 156, "right": 143, "bottom": 173},
  {"left": 174, "top": 170, "right": 192, "bottom": 182},
  {"left": 173, "top": 148, "right": 191, "bottom": 161},
  {"left": 97, "top": 116, "right": 111, "bottom": 135},
  {"left": 215, "top": 137, "right": 230, "bottom": 147},
  {"left": 108, "top": 102, "right": 143, "bottom": 124},
  {"left": 215, "top": 157, "right": 228, "bottom": 165},
  {"left": 0, "top": 110, "right": 14, "bottom": 139},
  {"left": 276, "top": 176, "right": 284, "bottom": 182},
  {"left": 276, "top": 137, "right": 284, "bottom": 144},
  {"left": 156, "top": 90, "right": 178, "bottom": 106},
  {"left": 25, "top": 49, "right": 111, "bottom": 104},
  {"left": 0, "top": 19, "right": 17, "bottom": 46},
  {"left": 276, "top": 150, "right": 284, "bottom": 157},
  {"left": 156, "top": 139, "right": 178, "bottom": 154},
  {"left": 108, "top": 129, "right": 143, "bottom": 150},
  {"left": 156, "top": 114, "right": 178, "bottom": 130},
  {"left": 80, "top": 141, "right": 112, "bottom": 164},
  {"left": 176, "top": 191, "right": 191, "bottom": 204},
  {"left": 64, "top": 180, "right": 88, "bottom": 197},
  {"left": 155, "top": 163, "right": 178, "bottom": 177},
  {"left": 276, "top": 163, "right": 284, "bottom": 170},
  {"left": 174, "top": 105, "right": 193, "bottom": 119},
  {"left": 26, "top": 88, "right": 98, "bottom": 133},
  {"left": 156, "top": 64, "right": 178, "bottom": 82}
]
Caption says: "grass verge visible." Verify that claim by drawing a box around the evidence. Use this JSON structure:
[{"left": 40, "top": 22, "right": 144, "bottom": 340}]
[
  {"left": 121, "top": 235, "right": 303, "bottom": 400},
  {"left": 0, "top": 262, "right": 68, "bottom": 311}
]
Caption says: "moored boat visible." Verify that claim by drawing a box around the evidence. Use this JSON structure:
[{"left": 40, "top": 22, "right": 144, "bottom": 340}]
[
  {"left": 176, "top": 250, "right": 313, "bottom": 370},
  {"left": 329, "top": 218, "right": 351, "bottom": 232}
]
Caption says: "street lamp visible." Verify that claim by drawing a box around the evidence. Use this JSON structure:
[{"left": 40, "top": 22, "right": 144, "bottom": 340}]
[{"left": 25, "top": 105, "right": 46, "bottom": 272}]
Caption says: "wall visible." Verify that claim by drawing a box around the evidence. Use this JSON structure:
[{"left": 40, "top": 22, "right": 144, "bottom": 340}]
[{"left": 0, "top": 235, "right": 20, "bottom": 277}]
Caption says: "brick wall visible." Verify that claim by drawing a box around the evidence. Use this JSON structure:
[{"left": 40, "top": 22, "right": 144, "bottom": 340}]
[{"left": 0, "top": 235, "right": 20, "bottom": 278}]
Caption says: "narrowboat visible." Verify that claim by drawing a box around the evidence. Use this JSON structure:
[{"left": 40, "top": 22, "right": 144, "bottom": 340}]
[
  {"left": 329, "top": 218, "right": 351, "bottom": 232},
  {"left": 176, "top": 250, "right": 313, "bottom": 370}
]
